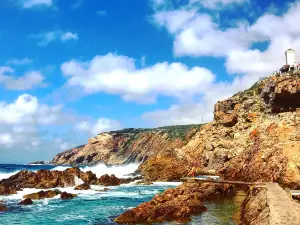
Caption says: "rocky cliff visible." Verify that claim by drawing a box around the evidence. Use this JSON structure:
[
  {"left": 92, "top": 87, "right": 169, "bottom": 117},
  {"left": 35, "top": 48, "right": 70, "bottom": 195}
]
[
  {"left": 52, "top": 72, "right": 300, "bottom": 186},
  {"left": 51, "top": 125, "right": 202, "bottom": 166}
]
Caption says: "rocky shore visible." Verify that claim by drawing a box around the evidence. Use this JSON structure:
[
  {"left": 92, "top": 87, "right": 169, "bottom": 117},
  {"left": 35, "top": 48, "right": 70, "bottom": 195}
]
[{"left": 115, "top": 181, "right": 235, "bottom": 224}]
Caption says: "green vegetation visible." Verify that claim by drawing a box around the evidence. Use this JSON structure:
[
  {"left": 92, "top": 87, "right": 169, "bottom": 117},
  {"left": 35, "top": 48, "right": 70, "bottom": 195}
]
[{"left": 107, "top": 124, "right": 204, "bottom": 141}]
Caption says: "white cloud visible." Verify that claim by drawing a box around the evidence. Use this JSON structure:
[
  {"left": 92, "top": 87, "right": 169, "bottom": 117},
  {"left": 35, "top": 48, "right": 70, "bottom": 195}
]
[
  {"left": 61, "top": 53, "right": 215, "bottom": 103},
  {"left": 31, "top": 30, "right": 79, "bottom": 46},
  {"left": 76, "top": 118, "right": 121, "bottom": 136},
  {"left": 0, "top": 94, "right": 68, "bottom": 125},
  {"left": 23, "top": 0, "right": 53, "bottom": 8},
  {"left": 61, "top": 32, "right": 78, "bottom": 41},
  {"left": 0, "top": 94, "right": 87, "bottom": 162},
  {"left": 7, "top": 58, "right": 33, "bottom": 65},
  {"left": 0, "top": 67, "right": 46, "bottom": 90}
]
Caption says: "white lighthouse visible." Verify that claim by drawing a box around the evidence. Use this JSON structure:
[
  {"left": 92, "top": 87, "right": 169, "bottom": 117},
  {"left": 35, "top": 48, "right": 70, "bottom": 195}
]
[{"left": 285, "top": 49, "right": 296, "bottom": 66}]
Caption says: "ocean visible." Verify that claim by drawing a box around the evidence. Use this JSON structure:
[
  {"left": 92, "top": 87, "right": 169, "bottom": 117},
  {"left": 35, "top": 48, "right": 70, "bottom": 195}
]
[{"left": 0, "top": 164, "right": 238, "bottom": 225}]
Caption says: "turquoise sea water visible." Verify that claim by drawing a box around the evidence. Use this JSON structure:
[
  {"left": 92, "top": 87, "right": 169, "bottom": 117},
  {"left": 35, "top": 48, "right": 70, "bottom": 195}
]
[{"left": 0, "top": 164, "right": 238, "bottom": 225}]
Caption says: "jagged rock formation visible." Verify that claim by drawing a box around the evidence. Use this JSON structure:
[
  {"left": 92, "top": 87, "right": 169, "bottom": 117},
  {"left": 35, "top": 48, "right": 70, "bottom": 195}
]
[
  {"left": 51, "top": 125, "right": 202, "bottom": 165},
  {"left": 115, "top": 181, "right": 234, "bottom": 224},
  {"left": 52, "top": 72, "right": 300, "bottom": 186}
]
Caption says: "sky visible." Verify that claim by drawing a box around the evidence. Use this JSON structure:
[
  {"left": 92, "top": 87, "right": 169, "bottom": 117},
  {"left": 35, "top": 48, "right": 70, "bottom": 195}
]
[{"left": 0, "top": 0, "right": 300, "bottom": 163}]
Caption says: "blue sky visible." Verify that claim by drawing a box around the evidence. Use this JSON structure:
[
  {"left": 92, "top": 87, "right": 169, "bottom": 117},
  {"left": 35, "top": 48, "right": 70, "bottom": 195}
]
[{"left": 0, "top": 0, "right": 299, "bottom": 163}]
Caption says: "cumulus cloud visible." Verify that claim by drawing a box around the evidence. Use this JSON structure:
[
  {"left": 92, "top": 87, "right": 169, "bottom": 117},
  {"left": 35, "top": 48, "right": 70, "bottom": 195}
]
[
  {"left": 61, "top": 53, "right": 215, "bottom": 103},
  {"left": 30, "top": 30, "right": 79, "bottom": 46},
  {"left": 0, "top": 94, "right": 87, "bottom": 163},
  {"left": 22, "top": 0, "right": 53, "bottom": 8},
  {"left": 76, "top": 118, "right": 122, "bottom": 136},
  {"left": 0, "top": 67, "right": 47, "bottom": 90},
  {"left": 61, "top": 32, "right": 78, "bottom": 41}
]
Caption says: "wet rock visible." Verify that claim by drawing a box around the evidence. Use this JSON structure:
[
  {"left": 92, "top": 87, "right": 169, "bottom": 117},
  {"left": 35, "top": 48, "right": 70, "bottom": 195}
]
[
  {"left": 61, "top": 192, "right": 77, "bottom": 200},
  {"left": 19, "top": 198, "right": 33, "bottom": 205},
  {"left": 0, "top": 185, "right": 20, "bottom": 196},
  {"left": 24, "top": 189, "right": 62, "bottom": 200},
  {"left": 240, "top": 188, "right": 269, "bottom": 225},
  {"left": 115, "top": 182, "right": 233, "bottom": 224},
  {"left": 0, "top": 204, "right": 8, "bottom": 212},
  {"left": 135, "top": 181, "right": 153, "bottom": 185},
  {"left": 74, "top": 183, "right": 91, "bottom": 190},
  {"left": 0, "top": 167, "right": 98, "bottom": 189},
  {"left": 98, "top": 174, "right": 121, "bottom": 186}
]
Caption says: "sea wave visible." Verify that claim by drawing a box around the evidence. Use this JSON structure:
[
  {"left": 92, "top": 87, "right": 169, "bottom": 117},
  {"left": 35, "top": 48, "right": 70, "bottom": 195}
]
[
  {"left": 80, "top": 163, "right": 140, "bottom": 178},
  {"left": 0, "top": 171, "right": 20, "bottom": 181}
]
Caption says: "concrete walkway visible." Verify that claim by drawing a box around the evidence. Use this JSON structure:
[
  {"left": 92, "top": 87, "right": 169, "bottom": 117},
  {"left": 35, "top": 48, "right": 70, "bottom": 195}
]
[{"left": 267, "top": 183, "right": 300, "bottom": 225}]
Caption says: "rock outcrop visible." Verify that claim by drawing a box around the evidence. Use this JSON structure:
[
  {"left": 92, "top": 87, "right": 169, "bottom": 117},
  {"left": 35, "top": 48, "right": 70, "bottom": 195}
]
[
  {"left": 19, "top": 198, "right": 33, "bottom": 205},
  {"left": 24, "top": 190, "right": 62, "bottom": 200},
  {"left": 60, "top": 192, "right": 77, "bottom": 200},
  {"left": 0, "top": 167, "right": 98, "bottom": 189},
  {"left": 0, "top": 204, "right": 8, "bottom": 212},
  {"left": 115, "top": 181, "right": 234, "bottom": 224},
  {"left": 74, "top": 183, "right": 91, "bottom": 190},
  {"left": 240, "top": 188, "right": 269, "bottom": 225}
]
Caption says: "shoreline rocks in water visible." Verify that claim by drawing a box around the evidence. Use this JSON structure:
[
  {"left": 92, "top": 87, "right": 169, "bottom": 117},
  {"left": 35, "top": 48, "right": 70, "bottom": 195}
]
[
  {"left": 0, "top": 167, "right": 98, "bottom": 189},
  {"left": 115, "top": 181, "right": 234, "bottom": 224},
  {"left": 19, "top": 198, "right": 33, "bottom": 205},
  {"left": 0, "top": 204, "right": 8, "bottom": 212},
  {"left": 24, "top": 190, "right": 62, "bottom": 200},
  {"left": 61, "top": 192, "right": 77, "bottom": 200},
  {"left": 74, "top": 183, "right": 91, "bottom": 190}
]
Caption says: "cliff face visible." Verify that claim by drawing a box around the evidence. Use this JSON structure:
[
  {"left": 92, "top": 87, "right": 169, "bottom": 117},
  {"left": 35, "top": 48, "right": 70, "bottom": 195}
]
[
  {"left": 139, "top": 73, "right": 300, "bottom": 184},
  {"left": 51, "top": 125, "right": 202, "bottom": 165},
  {"left": 52, "top": 72, "right": 300, "bottom": 185}
]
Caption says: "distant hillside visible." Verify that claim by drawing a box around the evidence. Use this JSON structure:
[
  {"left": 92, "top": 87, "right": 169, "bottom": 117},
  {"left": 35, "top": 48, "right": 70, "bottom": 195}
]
[{"left": 51, "top": 124, "right": 203, "bottom": 165}]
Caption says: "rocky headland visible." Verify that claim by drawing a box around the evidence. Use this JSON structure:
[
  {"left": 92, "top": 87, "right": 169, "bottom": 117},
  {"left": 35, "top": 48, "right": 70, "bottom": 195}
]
[{"left": 1, "top": 72, "right": 299, "bottom": 223}]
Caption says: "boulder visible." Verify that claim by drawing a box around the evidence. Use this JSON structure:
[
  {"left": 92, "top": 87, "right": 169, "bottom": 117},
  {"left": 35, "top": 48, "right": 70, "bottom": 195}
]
[
  {"left": 74, "top": 183, "right": 91, "bottom": 190},
  {"left": 135, "top": 181, "right": 153, "bottom": 185},
  {"left": 0, "top": 204, "right": 8, "bottom": 212},
  {"left": 115, "top": 182, "right": 233, "bottom": 224},
  {"left": 61, "top": 192, "right": 77, "bottom": 200},
  {"left": 98, "top": 174, "right": 121, "bottom": 186},
  {"left": 19, "top": 198, "right": 33, "bottom": 205},
  {"left": 24, "top": 190, "right": 61, "bottom": 200}
]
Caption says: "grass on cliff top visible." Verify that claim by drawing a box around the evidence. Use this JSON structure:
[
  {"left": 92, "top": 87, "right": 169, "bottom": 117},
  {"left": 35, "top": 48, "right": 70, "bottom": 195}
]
[{"left": 108, "top": 124, "right": 204, "bottom": 141}]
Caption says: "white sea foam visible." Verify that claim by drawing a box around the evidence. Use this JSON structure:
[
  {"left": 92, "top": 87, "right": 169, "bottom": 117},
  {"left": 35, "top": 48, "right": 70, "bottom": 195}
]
[
  {"left": 50, "top": 163, "right": 139, "bottom": 178},
  {"left": 50, "top": 166, "right": 71, "bottom": 171},
  {"left": 0, "top": 171, "right": 20, "bottom": 181},
  {"left": 81, "top": 163, "right": 140, "bottom": 178}
]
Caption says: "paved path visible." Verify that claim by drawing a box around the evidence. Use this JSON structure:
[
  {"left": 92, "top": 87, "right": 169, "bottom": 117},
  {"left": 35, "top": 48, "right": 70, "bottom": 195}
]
[
  {"left": 181, "top": 177, "right": 266, "bottom": 186},
  {"left": 267, "top": 183, "right": 300, "bottom": 225}
]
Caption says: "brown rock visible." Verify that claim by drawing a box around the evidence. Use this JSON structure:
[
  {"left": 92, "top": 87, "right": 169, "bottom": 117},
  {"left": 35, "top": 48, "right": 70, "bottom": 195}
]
[
  {"left": 115, "top": 182, "right": 232, "bottom": 224},
  {"left": 0, "top": 204, "right": 8, "bottom": 212},
  {"left": 24, "top": 189, "right": 61, "bottom": 200},
  {"left": 61, "top": 192, "right": 77, "bottom": 200},
  {"left": 0, "top": 167, "right": 98, "bottom": 189},
  {"left": 74, "top": 183, "right": 91, "bottom": 190},
  {"left": 98, "top": 174, "right": 121, "bottom": 186},
  {"left": 19, "top": 198, "right": 33, "bottom": 205},
  {"left": 0, "top": 184, "right": 20, "bottom": 196}
]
